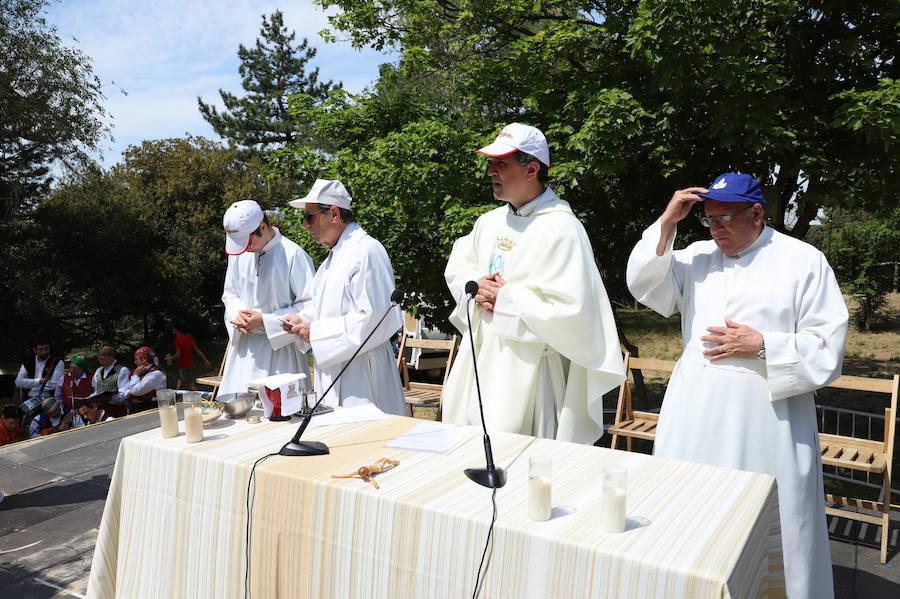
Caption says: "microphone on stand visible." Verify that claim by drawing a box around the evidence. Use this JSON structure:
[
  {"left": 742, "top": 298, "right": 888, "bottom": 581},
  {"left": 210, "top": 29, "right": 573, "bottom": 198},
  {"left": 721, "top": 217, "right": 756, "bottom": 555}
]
[
  {"left": 279, "top": 289, "right": 405, "bottom": 457},
  {"left": 463, "top": 280, "right": 507, "bottom": 488}
]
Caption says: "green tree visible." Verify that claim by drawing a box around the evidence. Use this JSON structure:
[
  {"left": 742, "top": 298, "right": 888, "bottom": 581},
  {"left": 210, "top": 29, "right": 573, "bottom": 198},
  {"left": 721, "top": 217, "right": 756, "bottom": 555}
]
[
  {"left": 197, "top": 10, "right": 338, "bottom": 151},
  {"left": 316, "top": 0, "right": 897, "bottom": 233},
  {"left": 814, "top": 208, "right": 900, "bottom": 331},
  {"left": 268, "top": 66, "right": 494, "bottom": 321},
  {"left": 270, "top": 0, "right": 898, "bottom": 323},
  {"left": 1, "top": 0, "right": 110, "bottom": 352},
  {"left": 18, "top": 137, "right": 289, "bottom": 351},
  {"left": 0, "top": 0, "right": 109, "bottom": 215}
]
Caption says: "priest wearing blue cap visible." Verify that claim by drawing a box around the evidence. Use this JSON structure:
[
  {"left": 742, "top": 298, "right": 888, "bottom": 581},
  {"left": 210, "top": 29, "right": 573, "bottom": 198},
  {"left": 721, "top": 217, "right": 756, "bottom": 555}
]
[{"left": 626, "top": 173, "right": 847, "bottom": 599}]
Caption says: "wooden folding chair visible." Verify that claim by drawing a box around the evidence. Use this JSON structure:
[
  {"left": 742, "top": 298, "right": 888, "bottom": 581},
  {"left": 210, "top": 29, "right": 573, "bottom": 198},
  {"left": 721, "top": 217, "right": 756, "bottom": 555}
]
[
  {"left": 396, "top": 334, "right": 460, "bottom": 418},
  {"left": 819, "top": 373, "right": 898, "bottom": 563},
  {"left": 608, "top": 353, "right": 676, "bottom": 452},
  {"left": 195, "top": 338, "right": 231, "bottom": 398}
]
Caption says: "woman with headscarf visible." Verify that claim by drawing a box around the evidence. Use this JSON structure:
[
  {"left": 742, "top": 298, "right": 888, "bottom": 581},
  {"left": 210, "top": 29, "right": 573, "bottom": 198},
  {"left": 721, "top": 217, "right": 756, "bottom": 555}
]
[{"left": 122, "top": 347, "right": 167, "bottom": 414}]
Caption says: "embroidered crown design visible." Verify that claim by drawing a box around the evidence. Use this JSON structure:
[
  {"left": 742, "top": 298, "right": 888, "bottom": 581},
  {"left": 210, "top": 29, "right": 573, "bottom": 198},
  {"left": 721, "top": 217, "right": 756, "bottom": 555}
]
[{"left": 496, "top": 236, "right": 515, "bottom": 251}]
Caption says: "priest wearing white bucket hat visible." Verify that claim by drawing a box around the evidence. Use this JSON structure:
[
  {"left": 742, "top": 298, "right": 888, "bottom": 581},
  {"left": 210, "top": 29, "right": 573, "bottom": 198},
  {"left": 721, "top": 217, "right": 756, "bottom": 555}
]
[
  {"left": 218, "top": 200, "right": 315, "bottom": 399},
  {"left": 441, "top": 123, "right": 626, "bottom": 443},
  {"left": 282, "top": 180, "right": 405, "bottom": 415}
]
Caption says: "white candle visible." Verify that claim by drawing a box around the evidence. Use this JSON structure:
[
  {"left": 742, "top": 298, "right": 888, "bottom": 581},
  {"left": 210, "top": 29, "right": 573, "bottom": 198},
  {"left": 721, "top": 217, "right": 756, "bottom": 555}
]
[
  {"left": 529, "top": 476, "right": 552, "bottom": 521},
  {"left": 158, "top": 405, "right": 178, "bottom": 438},
  {"left": 601, "top": 487, "right": 627, "bottom": 533},
  {"left": 184, "top": 406, "right": 203, "bottom": 443}
]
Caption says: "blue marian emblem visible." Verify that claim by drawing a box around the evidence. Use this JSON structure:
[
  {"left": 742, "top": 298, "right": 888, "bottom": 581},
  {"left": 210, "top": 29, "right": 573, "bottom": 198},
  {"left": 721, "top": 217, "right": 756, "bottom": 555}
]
[{"left": 487, "top": 254, "right": 506, "bottom": 277}]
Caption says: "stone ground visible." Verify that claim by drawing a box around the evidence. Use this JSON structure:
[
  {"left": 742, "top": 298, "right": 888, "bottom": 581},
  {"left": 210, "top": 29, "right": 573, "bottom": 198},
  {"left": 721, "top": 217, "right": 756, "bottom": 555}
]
[{"left": 1, "top": 413, "right": 898, "bottom": 598}]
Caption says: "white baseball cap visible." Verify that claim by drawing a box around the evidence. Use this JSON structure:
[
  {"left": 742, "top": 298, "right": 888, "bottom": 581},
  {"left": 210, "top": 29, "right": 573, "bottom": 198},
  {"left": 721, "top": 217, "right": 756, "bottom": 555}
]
[
  {"left": 476, "top": 123, "right": 551, "bottom": 167},
  {"left": 223, "top": 200, "right": 264, "bottom": 255},
  {"left": 288, "top": 179, "right": 353, "bottom": 211}
]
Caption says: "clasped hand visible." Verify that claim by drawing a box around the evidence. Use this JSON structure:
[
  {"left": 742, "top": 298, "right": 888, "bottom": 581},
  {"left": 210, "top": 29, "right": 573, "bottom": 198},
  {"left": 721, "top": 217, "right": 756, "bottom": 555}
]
[
  {"left": 232, "top": 309, "right": 263, "bottom": 334},
  {"left": 474, "top": 272, "right": 507, "bottom": 313},
  {"left": 701, "top": 319, "right": 764, "bottom": 361}
]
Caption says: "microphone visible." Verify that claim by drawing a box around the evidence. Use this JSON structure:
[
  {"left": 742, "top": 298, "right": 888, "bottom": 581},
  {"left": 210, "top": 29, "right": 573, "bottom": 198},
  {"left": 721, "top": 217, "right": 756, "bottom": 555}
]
[
  {"left": 279, "top": 289, "right": 405, "bottom": 457},
  {"left": 462, "top": 280, "right": 507, "bottom": 488}
]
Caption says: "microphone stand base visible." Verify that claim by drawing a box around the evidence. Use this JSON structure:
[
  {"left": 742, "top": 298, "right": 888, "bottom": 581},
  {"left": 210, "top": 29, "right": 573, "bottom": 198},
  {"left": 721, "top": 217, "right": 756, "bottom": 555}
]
[
  {"left": 465, "top": 467, "right": 507, "bottom": 489},
  {"left": 279, "top": 440, "right": 330, "bottom": 456}
]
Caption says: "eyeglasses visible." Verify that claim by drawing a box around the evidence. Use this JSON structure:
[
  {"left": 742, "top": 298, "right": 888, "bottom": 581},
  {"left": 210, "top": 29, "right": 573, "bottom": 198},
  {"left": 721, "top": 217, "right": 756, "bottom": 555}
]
[
  {"left": 303, "top": 206, "right": 331, "bottom": 224},
  {"left": 699, "top": 204, "right": 753, "bottom": 228}
]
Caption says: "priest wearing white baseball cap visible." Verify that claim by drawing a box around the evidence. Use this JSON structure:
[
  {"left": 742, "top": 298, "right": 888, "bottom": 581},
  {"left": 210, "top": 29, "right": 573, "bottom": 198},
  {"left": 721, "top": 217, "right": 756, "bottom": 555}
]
[
  {"left": 218, "top": 200, "right": 315, "bottom": 400},
  {"left": 281, "top": 180, "right": 405, "bottom": 415},
  {"left": 442, "top": 124, "right": 626, "bottom": 444}
]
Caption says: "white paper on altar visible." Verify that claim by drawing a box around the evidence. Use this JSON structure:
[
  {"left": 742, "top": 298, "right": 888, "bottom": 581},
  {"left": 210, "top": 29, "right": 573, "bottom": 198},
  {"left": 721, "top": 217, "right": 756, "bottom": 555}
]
[
  {"left": 386, "top": 422, "right": 475, "bottom": 454},
  {"left": 246, "top": 373, "right": 308, "bottom": 418},
  {"left": 307, "top": 403, "right": 390, "bottom": 428}
]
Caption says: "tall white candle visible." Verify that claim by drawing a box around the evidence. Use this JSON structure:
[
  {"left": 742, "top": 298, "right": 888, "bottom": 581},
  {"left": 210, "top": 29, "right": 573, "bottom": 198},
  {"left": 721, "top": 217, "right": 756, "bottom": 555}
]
[
  {"left": 601, "top": 487, "right": 627, "bottom": 533},
  {"left": 184, "top": 406, "right": 203, "bottom": 443},
  {"left": 529, "top": 477, "right": 552, "bottom": 521},
  {"left": 158, "top": 405, "right": 178, "bottom": 438}
]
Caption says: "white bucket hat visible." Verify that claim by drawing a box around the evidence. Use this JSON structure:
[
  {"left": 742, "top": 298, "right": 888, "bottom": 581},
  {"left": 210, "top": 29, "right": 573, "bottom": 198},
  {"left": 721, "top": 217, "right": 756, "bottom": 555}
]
[
  {"left": 288, "top": 179, "right": 353, "bottom": 211},
  {"left": 476, "top": 123, "right": 551, "bottom": 167},
  {"left": 223, "top": 200, "right": 264, "bottom": 255}
]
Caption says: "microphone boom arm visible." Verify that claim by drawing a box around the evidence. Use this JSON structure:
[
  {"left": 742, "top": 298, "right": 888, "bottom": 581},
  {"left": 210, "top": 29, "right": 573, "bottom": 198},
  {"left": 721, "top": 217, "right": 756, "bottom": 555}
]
[{"left": 279, "top": 290, "right": 404, "bottom": 456}]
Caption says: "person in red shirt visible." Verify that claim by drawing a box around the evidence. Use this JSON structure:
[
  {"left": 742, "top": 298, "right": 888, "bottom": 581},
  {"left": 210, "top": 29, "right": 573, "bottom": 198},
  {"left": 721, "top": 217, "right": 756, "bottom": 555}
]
[
  {"left": 165, "top": 325, "right": 211, "bottom": 390},
  {"left": 0, "top": 404, "right": 26, "bottom": 446}
]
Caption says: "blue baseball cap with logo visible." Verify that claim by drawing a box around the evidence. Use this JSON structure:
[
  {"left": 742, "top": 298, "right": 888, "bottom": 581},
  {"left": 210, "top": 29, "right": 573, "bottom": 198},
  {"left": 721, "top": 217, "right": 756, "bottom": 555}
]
[{"left": 699, "top": 173, "right": 765, "bottom": 209}]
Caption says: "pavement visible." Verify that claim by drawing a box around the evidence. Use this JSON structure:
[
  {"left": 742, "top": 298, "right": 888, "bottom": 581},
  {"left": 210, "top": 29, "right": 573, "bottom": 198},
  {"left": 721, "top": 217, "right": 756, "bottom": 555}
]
[{"left": 1, "top": 414, "right": 898, "bottom": 598}]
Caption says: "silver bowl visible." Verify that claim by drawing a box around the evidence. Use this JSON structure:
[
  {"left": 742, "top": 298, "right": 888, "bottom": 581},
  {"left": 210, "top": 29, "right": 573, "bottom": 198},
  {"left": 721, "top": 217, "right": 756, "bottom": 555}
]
[
  {"left": 200, "top": 401, "right": 224, "bottom": 426},
  {"left": 220, "top": 393, "right": 257, "bottom": 419}
]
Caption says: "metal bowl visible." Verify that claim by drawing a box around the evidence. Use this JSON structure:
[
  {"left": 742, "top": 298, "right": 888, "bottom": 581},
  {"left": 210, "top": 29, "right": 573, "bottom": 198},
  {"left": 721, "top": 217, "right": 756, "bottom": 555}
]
[
  {"left": 199, "top": 401, "right": 224, "bottom": 426},
  {"left": 220, "top": 393, "right": 257, "bottom": 419}
]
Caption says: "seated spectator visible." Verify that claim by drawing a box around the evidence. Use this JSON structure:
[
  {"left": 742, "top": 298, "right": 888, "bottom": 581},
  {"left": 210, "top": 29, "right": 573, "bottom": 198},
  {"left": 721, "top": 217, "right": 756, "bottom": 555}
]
[
  {"left": 15, "top": 340, "right": 64, "bottom": 401},
  {"left": 74, "top": 399, "right": 114, "bottom": 427},
  {"left": 122, "top": 347, "right": 167, "bottom": 414},
  {"left": 28, "top": 397, "right": 74, "bottom": 438},
  {"left": 165, "top": 324, "right": 211, "bottom": 390},
  {"left": 0, "top": 404, "right": 26, "bottom": 446},
  {"left": 56, "top": 357, "right": 94, "bottom": 412},
  {"left": 92, "top": 346, "right": 131, "bottom": 415}
]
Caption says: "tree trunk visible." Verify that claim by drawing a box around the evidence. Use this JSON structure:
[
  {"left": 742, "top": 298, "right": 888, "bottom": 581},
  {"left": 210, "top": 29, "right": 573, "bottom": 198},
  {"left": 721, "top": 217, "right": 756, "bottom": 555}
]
[
  {"left": 790, "top": 175, "right": 822, "bottom": 240},
  {"left": 771, "top": 164, "right": 800, "bottom": 234}
]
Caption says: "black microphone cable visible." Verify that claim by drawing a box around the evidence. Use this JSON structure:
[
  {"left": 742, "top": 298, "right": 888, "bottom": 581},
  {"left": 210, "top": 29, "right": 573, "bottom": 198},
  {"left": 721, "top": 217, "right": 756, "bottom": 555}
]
[
  {"left": 244, "top": 451, "right": 278, "bottom": 599},
  {"left": 472, "top": 488, "right": 499, "bottom": 599}
]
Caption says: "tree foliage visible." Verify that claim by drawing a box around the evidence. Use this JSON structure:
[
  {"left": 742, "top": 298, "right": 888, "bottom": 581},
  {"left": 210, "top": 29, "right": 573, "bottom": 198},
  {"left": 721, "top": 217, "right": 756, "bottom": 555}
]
[
  {"left": 197, "top": 10, "right": 338, "bottom": 151},
  {"left": 266, "top": 0, "right": 898, "bottom": 324},
  {"left": 1, "top": 0, "right": 111, "bottom": 356},
  {"left": 814, "top": 208, "right": 900, "bottom": 331},
  {"left": 0, "top": 0, "right": 109, "bottom": 216},
  {"left": 11, "top": 137, "right": 288, "bottom": 352}
]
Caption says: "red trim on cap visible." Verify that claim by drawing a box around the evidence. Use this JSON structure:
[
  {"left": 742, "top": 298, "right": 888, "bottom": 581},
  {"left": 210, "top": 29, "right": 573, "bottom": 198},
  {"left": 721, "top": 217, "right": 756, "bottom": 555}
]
[
  {"left": 224, "top": 235, "right": 253, "bottom": 256},
  {"left": 475, "top": 149, "right": 518, "bottom": 157}
]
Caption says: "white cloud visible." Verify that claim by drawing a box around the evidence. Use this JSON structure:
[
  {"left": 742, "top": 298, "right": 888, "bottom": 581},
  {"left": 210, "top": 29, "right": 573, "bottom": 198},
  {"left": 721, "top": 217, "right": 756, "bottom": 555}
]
[{"left": 45, "top": 0, "right": 394, "bottom": 166}]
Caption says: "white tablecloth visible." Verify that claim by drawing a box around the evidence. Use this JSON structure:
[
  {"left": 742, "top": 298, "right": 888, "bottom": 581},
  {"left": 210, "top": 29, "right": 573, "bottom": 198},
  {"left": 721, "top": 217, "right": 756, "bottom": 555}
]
[{"left": 88, "top": 411, "right": 784, "bottom": 598}]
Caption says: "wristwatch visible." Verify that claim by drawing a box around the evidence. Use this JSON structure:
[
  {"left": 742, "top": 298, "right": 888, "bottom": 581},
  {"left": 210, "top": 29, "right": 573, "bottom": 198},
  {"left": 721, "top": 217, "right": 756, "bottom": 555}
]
[{"left": 757, "top": 339, "right": 766, "bottom": 360}]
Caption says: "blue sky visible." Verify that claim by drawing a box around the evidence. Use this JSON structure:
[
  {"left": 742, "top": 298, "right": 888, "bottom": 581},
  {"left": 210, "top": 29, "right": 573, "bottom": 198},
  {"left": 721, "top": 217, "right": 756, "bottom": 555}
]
[{"left": 45, "top": 0, "right": 393, "bottom": 167}]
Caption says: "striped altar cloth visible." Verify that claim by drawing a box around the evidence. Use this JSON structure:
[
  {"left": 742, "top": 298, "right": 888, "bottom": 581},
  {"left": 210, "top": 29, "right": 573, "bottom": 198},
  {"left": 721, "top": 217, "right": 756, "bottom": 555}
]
[{"left": 87, "top": 412, "right": 785, "bottom": 598}]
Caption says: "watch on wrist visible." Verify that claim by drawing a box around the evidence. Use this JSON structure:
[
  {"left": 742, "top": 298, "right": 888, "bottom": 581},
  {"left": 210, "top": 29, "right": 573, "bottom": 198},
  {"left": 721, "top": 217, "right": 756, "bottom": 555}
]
[{"left": 757, "top": 339, "right": 766, "bottom": 360}]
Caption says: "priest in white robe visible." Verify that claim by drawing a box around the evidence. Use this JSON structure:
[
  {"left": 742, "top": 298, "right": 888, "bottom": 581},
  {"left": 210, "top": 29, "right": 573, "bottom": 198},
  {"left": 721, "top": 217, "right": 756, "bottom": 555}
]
[
  {"left": 282, "top": 180, "right": 406, "bottom": 415},
  {"left": 442, "top": 123, "right": 626, "bottom": 444},
  {"left": 626, "top": 173, "right": 847, "bottom": 599},
  {"left": 218, "top": 200, "right": 314, "bottom": 399}
]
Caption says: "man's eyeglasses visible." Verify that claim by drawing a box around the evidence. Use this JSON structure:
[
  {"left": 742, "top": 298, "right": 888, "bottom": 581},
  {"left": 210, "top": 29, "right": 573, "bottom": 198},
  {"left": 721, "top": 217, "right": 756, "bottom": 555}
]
[
  {"left": 699, "top": 204, "right": 753, "bottom": 228},
  {"left": 303, "top": 206, "right": 331, "bottom": 224}
]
